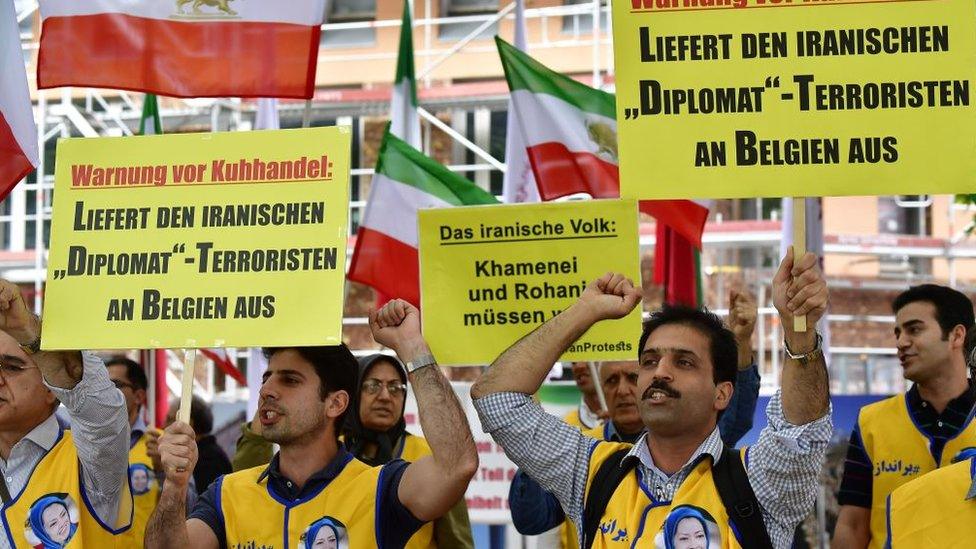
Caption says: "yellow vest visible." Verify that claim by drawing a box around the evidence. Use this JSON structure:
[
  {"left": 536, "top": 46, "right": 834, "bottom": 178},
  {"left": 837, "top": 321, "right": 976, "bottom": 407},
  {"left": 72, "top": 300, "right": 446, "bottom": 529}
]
[
  {"left": 1, "top": 430, "right": 130, "bottom": 548},
  {"left": 558, "top": 424, "right": 612, "bottom": 549},
  {"left": 885, "top": 456, "right": 976, "bottom": 548},
  {"left": 120, "top": 431, "right": 160, "bottom": 547},
  {"left": 858, "top": 393, "right": 976, "bottom": 549},
  {"left": 398, "top": 434, "right": 436, "bottom": 549},
  {"left": 562, "top": 408, "right": 603, "bottom": 431},
  {"left": 583, "top": 441, "right": 744, "bottom": 549},
  {"left": 221, "top": 454, "right": 382, "bottom": 549}
]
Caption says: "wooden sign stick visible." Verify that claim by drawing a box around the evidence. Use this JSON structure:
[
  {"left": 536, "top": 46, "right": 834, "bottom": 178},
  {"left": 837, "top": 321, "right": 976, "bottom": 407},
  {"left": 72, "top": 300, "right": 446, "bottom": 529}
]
[
  {"left": 587, "top": 361, "right": 609, "bottom": 414},
  {"left": 177, "top": 349, "right": 197, "bottom": 424},
  {"left": 793, "top": 197, "right": 808, "bottom": 333}
]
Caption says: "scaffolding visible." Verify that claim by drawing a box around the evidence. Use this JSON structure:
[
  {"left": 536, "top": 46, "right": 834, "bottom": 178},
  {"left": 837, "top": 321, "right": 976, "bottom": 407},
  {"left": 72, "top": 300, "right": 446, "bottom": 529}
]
[{"left": 11, "top": 0, "right": 976, "bottom": 405}]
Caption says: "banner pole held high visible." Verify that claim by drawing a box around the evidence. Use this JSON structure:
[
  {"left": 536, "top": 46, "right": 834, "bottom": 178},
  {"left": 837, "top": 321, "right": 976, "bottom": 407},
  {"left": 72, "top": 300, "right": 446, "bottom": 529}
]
[
  {"left": 178, "top": 348, "right": 196, "bottom": 424},
  {"left": 792, "top": 197, "right": 808, "bottom": 333},
  {"left": 587, "top": 361, "right": 608, "bottom": 414}
]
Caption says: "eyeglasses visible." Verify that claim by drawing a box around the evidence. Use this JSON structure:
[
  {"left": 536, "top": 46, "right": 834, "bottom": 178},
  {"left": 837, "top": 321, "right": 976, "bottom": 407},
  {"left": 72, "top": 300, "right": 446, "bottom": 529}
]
[
  {"left": 0, "top": 361, "right": 36, "bottom": 376},
  {"left": 111, "top": 379, "right": 135, "bottom": 391},
  {"left": 361, "top": 379, "right": 407, "bottom": 397}
]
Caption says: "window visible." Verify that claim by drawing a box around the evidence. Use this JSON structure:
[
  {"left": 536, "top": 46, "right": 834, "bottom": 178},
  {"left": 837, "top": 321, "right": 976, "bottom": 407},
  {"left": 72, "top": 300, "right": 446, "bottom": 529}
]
[
  {"left": 439, "top": 0, "right": 498, "bottom": 41},
  {"left": 561, "top": 0, "right": 608, "bottom": 35},
  {"left": 321, "top": 0, "right": 376, "bottom": 49}
]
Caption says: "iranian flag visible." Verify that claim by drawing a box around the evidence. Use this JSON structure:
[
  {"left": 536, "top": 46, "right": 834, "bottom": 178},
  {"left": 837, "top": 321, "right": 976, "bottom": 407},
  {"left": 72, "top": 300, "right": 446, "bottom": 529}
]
[
  {"left": 200, "top": 348, "right": 246, "bottom": 386},
  {"left": 139, "top": 94, "right": 161, "bottom": 135},
  {"left": 496, "top": 37, "right": 708, "bottom": 248},
  {"left": 348, "top": 130, "right": 498, "bottom": 307},
  {"left": 390, "top": 0, "right": 420, "bottom": 148},
  {"left": 1, "top": 0, "right": 38, "bottom": 200},
  {"left": 37, "top": 0, "right": 326, "bottom": 98}
]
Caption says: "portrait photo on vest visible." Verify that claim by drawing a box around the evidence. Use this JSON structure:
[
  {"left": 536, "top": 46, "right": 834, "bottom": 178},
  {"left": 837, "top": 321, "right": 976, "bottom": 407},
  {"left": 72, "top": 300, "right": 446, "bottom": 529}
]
[{"left": 23, "top": 493, "right": 79, "bottom": 549}]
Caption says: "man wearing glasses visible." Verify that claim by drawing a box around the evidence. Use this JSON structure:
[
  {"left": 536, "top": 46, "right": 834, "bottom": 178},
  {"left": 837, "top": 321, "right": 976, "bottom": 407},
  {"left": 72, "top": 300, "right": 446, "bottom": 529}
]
[{"left": 0, "top": 279, "right": 131, "bottom": 548}]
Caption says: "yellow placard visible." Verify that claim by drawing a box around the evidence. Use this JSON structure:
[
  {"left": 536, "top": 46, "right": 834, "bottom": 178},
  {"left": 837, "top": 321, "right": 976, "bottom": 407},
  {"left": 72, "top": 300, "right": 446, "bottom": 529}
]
[
  {"left": 419, "top": 199, "right": 642, "bottom": 365},
  {"left": 42, "top": 127, "right": 351, "bottom": 350},
  {"left": 613, "top": 0, "right": 976, "bottom": 199}
]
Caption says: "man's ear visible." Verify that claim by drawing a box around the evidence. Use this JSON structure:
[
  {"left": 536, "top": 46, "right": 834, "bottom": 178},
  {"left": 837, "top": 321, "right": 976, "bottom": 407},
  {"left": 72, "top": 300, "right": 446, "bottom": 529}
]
[
  {"left": 715, "top": 381, "right": 733, "bottom": 412},
  {"left": 950, "top": 324, "right": 967, "bottom": 350},
  {"left": 326, "top": 390, "right": 350, "bottom": 419}
]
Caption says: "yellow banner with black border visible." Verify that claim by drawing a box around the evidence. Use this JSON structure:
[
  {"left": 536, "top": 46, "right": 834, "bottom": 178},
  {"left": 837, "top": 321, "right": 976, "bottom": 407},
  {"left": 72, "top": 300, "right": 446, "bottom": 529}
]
[
  {"left": 419, "top": 199, "right": 642, "bottom": 365},
  {"left": 613, "top": 0, "right": 976, "bottom": 199},
  {"left": 42, "top": 127, "right": 350, "bottom": 350}
]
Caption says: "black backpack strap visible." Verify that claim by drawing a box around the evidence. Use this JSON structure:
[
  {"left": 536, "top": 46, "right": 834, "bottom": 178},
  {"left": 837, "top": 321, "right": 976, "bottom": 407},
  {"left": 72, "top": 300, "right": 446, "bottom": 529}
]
[
  {"left": 712, "top": 446, "right": 774, "bottom": 549},
  {"left": 581, "top": 447, "right": 635, "bottom": 549}
]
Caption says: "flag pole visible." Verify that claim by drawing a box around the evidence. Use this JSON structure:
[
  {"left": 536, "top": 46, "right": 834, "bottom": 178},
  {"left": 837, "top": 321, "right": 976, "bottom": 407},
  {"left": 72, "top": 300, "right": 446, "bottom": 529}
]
[
  {"left": 587, "top": 361, "right": 608, "bottom": 414},
  {"left": 792, "top": 197, "right": 807, "bottom": 332},
  {"left": 177, "top": 349, "right": 196, "bottom": 424},
  {"left": 147, "top": 350, "right": 157, "bottom": 429},
  {"left": 302, "top": 99, "right": 312, "bottom": 128}
]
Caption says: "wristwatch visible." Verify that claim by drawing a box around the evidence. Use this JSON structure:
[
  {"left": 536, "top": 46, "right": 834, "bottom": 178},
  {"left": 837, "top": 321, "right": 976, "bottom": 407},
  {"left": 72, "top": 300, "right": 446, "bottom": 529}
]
[
  {"left": 20, "top": 335, "right": 41, "bottom": 355},
  {"left": 406, "top": 353, "right": 437, "bottom": 373},
  {"left": 784, "top": 333, "right": 823, "bottom": 366}
]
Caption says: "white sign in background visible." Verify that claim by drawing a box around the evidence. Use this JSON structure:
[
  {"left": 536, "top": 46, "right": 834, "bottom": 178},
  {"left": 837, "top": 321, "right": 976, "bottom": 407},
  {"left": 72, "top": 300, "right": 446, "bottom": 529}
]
[{"left": 403, "top": 381, "right": 578, "bottom": 525}]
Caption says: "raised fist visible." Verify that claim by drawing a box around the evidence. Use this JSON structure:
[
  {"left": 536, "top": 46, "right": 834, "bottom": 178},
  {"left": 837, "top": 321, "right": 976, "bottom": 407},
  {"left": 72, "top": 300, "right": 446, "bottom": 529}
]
[{"left": 577, "top": 273, "right": 642, "bottom": 322}]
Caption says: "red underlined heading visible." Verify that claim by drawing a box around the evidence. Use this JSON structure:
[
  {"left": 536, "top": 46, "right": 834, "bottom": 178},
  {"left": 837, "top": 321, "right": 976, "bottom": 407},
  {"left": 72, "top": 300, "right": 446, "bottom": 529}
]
[{"left": 69, "top": 178, "right": 332, "bottom": 190}]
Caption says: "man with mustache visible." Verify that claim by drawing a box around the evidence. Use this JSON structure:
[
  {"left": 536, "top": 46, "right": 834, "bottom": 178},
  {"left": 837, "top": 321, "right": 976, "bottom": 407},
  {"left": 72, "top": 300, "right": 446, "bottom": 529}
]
[
  {"left": 473, "top": 249, "right": 831, "bottom": 548},
  {"left": 833, "top": 284, "right": 976, "bottom": 548},
  {"left": 509, "top": 290, "right": 762, "bottom": 548},
  {"left": 145, "top": 299, "right": 479, "bottom": 548}
]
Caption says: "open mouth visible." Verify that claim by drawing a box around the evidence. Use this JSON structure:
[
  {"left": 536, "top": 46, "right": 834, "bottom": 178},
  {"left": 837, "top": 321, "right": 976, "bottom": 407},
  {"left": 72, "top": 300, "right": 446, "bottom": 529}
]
[
  {"left": 644, "top": 390, "right": 671, "bottom": 403},
  {"left": 259, "top": 408, "right": 283, "bottom": 426}
]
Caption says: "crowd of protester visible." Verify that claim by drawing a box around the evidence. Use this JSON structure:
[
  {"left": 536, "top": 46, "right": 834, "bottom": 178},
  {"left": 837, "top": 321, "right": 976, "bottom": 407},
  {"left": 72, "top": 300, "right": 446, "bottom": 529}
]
[{"left": 1, "top": 249, "right": 973, "bottom": 548}]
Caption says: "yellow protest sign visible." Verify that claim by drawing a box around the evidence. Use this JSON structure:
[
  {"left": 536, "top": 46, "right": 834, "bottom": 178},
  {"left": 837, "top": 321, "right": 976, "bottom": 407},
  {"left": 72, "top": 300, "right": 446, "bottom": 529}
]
[
  {"left": 613, "top": 0, "right": 976, "bottom": 199},
  {"left": 419, "top": 199, "right": 642, "bottom": 365},
  {"left": 42, "top": 127, "right": 351, "bottom": 350}
]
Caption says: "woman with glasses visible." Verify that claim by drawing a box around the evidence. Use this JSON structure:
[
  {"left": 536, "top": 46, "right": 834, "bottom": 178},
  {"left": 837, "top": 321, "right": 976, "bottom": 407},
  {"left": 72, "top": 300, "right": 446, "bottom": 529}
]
[{"left": 345, "top": 354, "right": 473, "bottom": 549}]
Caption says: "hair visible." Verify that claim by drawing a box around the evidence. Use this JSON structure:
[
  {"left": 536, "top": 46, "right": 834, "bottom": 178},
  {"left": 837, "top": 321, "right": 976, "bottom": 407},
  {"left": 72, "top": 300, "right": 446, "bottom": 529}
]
[
  {"left": 893, "top": 284, "right": 975, "bottom": 355},
  {"left": 105, "top": 356, "right": 148, "bottom": 392},
  {"left": 637, "top": 304, "right": 738, "bottom": 387},
  {"left": 188, "top": 395, "right": 213, "bottom": 435},
  {"left": 262, "top": 344, "right": 359, "bottom": 434}
]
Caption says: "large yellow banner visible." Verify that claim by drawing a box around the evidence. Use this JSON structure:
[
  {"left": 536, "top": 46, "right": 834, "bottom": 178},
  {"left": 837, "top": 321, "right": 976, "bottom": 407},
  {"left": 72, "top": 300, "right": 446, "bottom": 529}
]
[
  {"left": 419, "top": 199, "right": 642, "bottom": 365},
  {"left": 42, "top": 127, "right": 351, "bottom": 350},
  {"left": 613, "top": 0, "right": 976, "bottom": 199}
]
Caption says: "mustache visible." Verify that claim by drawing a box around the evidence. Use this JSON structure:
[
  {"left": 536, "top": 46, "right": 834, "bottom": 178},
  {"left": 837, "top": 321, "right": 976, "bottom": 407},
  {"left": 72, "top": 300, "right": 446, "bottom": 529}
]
[{"left": 641, "top": 380, "right": 681, "bottom": 400}]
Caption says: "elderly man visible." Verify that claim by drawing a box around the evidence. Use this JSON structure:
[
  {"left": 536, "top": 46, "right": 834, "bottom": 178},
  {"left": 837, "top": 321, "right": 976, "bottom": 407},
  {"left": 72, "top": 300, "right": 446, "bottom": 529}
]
[
  {"left": 474, "top": 250, "right": 831, "bottom": 548},
  {"left": 0, "top": 280, "right": 130, "bottom": 548}
]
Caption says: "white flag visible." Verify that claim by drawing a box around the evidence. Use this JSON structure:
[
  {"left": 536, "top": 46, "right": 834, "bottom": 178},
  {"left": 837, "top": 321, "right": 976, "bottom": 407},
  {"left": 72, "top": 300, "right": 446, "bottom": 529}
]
[{"left": 500, "top": 0, "right": 538, "bottom": 203}]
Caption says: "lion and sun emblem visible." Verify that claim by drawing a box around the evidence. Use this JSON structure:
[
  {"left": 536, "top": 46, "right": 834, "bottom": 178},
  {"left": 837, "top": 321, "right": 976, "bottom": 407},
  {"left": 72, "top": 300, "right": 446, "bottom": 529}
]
[{"left": 173, "top": 0, "right": 239, "bottom": 18}]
